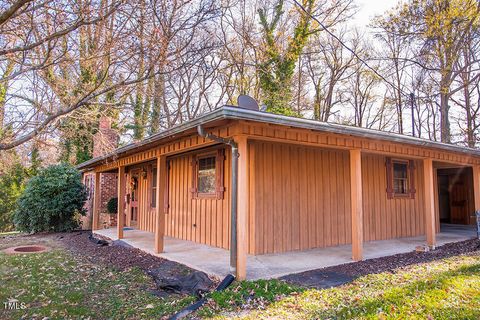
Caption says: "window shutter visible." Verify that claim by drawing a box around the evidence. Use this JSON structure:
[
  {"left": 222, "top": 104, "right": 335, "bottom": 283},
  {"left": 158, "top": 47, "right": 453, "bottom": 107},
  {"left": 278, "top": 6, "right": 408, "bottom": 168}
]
[
  {"left": 408, "top": 160, "right": 416, "bottom": 199},
  {"left": 164, "top": 161, "right": 170, "bottom": 213},
  {"left": 216, "top": 149, "right": 225, "bottom": 199},
  {"left": 190, "top": 157, "right": 198, "bottom": 197},
  {"left": 386, "top": 157, "right": 394, "bottom": 199}
]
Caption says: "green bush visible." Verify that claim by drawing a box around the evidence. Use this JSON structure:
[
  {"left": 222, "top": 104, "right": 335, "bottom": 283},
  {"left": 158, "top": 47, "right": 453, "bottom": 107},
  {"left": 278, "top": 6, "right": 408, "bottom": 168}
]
[
  {"left": 0, "top": 163, "right": 27, "bottom": 232},
  {"left": 107, "top": 197, "right": 118, "bottom": 214},
  {"left": 13, "top": 163, "right": 87, "bottom": 233}
]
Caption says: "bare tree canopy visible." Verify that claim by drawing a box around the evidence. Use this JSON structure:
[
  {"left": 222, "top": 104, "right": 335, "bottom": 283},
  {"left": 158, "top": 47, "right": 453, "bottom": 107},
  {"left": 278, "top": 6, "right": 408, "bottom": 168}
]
[{"left": 2, "top": 0, "right": 480, "bottom": 165}]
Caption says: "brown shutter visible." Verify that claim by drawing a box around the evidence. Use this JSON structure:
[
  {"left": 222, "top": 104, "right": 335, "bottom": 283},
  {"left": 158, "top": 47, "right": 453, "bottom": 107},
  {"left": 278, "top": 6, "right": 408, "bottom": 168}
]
[
  {"left": 216, "top": 149, "right": 225, "bottom": 199},
  {"left": 190, "top": 156, "right": 198, "bottom": 197},
  {"left": 386, "top": 157, "right": 394, "bottom": 199},
  {"left": 409, "top": 160, "right": 416, "bottom": 199},
  {"left": 164, "top": 160, "right": 170, "bottom": 213}
]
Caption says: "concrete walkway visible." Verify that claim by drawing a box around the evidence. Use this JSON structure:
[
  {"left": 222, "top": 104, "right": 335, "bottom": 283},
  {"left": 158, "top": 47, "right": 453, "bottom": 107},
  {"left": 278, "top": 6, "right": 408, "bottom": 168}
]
[{"left": 94, "top": 224, "right": 476, "bottom": 280}]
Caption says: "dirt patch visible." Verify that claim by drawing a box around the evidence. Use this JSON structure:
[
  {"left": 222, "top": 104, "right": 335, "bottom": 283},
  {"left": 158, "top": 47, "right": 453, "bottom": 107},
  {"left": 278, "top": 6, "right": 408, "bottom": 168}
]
[
  {"left": 3, "top": 245, "right": 49, "bottom": 254},
  {"left": 282, "top": 238, "right": 480, "bottom": 289}
]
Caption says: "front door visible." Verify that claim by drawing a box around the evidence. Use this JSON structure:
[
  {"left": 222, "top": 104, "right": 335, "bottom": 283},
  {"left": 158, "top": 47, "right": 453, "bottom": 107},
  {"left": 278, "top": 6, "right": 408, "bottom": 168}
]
[
  {"left": 449, "top": 173, "right": 469, "bottom": 225},
  {"left": 130, "top": 171, "right": 140, "bottom": 226}
]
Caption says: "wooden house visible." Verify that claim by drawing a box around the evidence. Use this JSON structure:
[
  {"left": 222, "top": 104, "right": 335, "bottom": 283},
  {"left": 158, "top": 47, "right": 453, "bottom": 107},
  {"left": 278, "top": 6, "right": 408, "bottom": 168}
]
[{"left": 77, "top": 105, "right": 480, "bottom": 280}]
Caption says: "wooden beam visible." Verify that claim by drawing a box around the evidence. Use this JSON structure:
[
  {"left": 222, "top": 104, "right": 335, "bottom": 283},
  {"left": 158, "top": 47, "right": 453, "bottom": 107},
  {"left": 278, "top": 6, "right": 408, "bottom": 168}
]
[
  {"left": 236, "top": 136, "right": 249, "bottom": 280},
  {"left": 423, "top": 158, "right": 436, "bottom": 248},
  {"left": 350, "top": 149, "right": 363, "bottom": 261},
  {"left": 117, "top": 166, "right": 126, "bottom": 239},
  {"left": 473, "top": 165, "right": 480, "bottom": 213},
  {"left": 155, "top": 155, "right": 167, "bottom": 253},
  {"left": 92, "top": 172, "right": 101, "bottom": 231}
]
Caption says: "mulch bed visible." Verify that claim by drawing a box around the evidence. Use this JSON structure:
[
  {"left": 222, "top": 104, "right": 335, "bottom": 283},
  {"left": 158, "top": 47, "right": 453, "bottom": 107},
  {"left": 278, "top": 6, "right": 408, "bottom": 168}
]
[
  {"left": 58, "top": 231, "right": 193, "bottom": 276},
  {"left": 281, "top": 238, "right": 480, "bottom": 289}
]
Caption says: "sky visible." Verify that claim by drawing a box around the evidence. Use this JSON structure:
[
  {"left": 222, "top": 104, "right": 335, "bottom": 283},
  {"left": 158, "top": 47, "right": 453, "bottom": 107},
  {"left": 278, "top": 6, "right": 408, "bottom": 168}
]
[{"left": 353, "top": 0, "right": 400, "bottom": 27}]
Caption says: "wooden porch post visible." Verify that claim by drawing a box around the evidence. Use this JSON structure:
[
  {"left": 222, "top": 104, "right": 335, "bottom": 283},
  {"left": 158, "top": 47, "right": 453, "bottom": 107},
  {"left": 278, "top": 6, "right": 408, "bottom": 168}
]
[
  {"left": 423, "top": 158, "right": 436, "bottom": 248},
  {"left": 472, "top": 165, "right": 480, "bottom": 217},
  {"left": 236, "top": 136, "right": 248, "bottom": 280},
  {"left": 117, "top": 166, "right": 126, "bottom": 239},
  {"left": 92, "top": 171, "right": 101, "bottom": 231},
  {"left": 350, "top": 149, "right": 363, "bottom": 261},
  {"left": 155, "top": 155, "right": 167, "bottom": 254}
]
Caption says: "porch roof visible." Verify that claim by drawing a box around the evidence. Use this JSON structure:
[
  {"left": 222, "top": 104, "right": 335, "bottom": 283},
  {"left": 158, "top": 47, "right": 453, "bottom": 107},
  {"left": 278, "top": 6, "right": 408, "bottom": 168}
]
[{"left": 77, "top": 105, "right": 480, "bottom": 171}]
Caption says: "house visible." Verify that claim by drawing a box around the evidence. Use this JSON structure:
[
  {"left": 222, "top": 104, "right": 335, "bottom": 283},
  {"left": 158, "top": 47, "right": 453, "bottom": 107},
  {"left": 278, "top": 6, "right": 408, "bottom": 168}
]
[{"left": 77, "top": 104, "right": 480, "bottom": 280}]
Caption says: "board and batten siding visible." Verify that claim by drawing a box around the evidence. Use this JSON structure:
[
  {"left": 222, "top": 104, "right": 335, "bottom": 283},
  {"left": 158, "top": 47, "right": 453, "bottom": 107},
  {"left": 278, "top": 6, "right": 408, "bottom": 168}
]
[
  {"left": 361, "top": 154, "right": 426, "bottom": 242},
  {"left": 134, "top": 163, "right": 156, "bottom": 233},
  {"left": 252, "top": 141, "right": 429, "bottom": 255},
  {"left": 252, "top": 141, "right": 352, "bottom": 255},
  {"left": 165, "top": 149, "right": 231, "bottom": 250}
]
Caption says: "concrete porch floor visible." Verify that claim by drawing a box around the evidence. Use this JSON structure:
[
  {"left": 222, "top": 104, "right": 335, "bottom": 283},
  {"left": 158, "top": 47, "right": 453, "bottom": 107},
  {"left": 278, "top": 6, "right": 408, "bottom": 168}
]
[{"left": 94, "top": 224, "right": 476, "bottom": 280}]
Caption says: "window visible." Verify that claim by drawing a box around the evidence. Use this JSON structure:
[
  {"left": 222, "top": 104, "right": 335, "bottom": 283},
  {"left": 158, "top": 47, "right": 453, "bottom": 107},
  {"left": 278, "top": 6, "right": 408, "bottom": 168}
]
[
  {"left": 151, "top": 168, "right": 157, "bottom": 208},
  {"left": 198, "top": 156, "right": 216, "bottom": 194},
  {"left": 386, "top": 158, "right": 415, "bottom": 199},
  {"left": 393, "top": 162, "right": 408, "bottom": 194},
  {"left": 191, "top": 149, "right": 225, "bottom": 199}
]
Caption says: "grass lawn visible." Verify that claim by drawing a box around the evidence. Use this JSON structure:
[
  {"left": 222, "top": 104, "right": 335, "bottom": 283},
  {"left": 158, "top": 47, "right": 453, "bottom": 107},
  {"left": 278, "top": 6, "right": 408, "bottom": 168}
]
[
  {"left": 1, "top": 237, "right": 479, "bottom": 320},
  {"left": 0, "top": 248, "right": 194, "bottom": 319},
  {"left": 199, "top": 253, "right": 480, "bottom": 319}
]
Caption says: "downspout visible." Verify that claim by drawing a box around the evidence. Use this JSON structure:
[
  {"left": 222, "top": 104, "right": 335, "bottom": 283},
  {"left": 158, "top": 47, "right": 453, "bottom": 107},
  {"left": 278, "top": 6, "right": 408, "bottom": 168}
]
[{"left": 197, "top": 125, "right": 238, "bottom": 273}]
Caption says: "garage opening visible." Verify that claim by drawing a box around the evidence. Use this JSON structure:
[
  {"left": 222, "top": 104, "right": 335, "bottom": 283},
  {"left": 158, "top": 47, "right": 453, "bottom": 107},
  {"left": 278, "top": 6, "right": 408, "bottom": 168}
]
[{"left": 437, "top": 167, "right": 475, "bottom": 225}]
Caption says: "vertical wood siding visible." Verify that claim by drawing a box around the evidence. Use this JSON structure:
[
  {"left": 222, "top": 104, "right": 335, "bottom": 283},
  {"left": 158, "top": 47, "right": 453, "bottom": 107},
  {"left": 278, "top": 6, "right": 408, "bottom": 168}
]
[
  {"left": 165, "top": 150, "right": 231, "bottom": 249},
  {"left": 130, "top": 139, "right": 434, "bottom": 255},
  {"left": 253, "top": 141, "right": 430, "bottom": 255},
  {"left": 361, "top": 154, "right": 426, "bottom": 241},
  {"left": 137, "top": 163, "right": 156, "bottom": 232},
  {"left": 253, "top": 141, "right": 352, "bottom": 254}
]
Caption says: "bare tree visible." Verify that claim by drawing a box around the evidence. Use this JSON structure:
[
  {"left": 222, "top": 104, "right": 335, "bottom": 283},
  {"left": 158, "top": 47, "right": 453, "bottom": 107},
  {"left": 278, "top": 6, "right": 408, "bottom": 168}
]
[{"left": 304, "top": 28, "right": 356, "bottom": 121}]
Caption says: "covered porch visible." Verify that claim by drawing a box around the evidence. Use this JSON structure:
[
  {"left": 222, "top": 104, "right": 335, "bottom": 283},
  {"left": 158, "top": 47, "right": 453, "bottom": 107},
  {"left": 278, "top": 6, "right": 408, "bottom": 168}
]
[{"left": 94, "top": 224, "right": 476, "bottom": 280}]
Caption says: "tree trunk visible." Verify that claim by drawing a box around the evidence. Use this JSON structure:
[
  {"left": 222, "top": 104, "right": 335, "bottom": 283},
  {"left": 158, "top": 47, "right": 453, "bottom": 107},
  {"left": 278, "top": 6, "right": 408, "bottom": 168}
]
[{"left": 440, "top": 91, "right": 451, "bottom": 143}]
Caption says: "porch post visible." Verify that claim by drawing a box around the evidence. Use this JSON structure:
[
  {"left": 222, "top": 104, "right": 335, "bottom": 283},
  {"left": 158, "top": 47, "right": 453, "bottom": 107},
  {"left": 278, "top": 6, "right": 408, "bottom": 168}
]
[
  {"left": 349, "top": 149, "right": 363, "bottom": 261},
  {"left": 236, "top": 136, "right": 248, "bottom": 280},
  {"left": 155, "top": 155, "right": 167, "bottom": 254},
  {"left": 473, "top": 166, "right": 480, "bottom": 210},
  {"left": 92, "top": 171, "right": 101, "bottom": 231},
  {"left": 423, "top": 158, "right": 436, "bottom": 248},
  {"left": 117, "top": 166, "right": 126, "bottom": 239}
]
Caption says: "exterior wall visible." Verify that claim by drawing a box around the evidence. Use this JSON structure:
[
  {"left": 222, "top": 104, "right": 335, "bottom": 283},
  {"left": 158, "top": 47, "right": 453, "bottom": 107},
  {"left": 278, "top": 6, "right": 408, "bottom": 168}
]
[
  {"left": 361, "top": 154, "right": 426, "bottom": 242},
  {"left": 165, "top": 149, "right": 231, "bottom": 249},
  {"left": 252, "top": 141, "right": 352, "bottom": 254},
  {"left": 100, "top": 173, "right": 118, "bottom": 214},
  {"left": 252, "top": 141, "right": 431, "bottom": 255},
  {"left": 81, "top": 173, "right": 95, "bottom": 229},
  {"left": 81, "top": 172, "right": 117, "bottom": 229},
  {"left": 125, "top": 147, "right": 232, "bottom": 250}
]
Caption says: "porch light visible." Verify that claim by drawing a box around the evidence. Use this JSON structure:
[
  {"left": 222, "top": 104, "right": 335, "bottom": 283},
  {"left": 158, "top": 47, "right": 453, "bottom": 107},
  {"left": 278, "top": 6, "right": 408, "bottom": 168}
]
[{"left": 141, "top": 167, "right": 147, "bottom": 179}]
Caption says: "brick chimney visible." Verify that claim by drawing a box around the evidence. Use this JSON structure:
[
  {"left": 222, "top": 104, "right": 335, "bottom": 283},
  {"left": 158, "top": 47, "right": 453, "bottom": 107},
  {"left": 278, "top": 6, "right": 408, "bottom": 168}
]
[{"left": 93, "top": 117, "right": 119, "bottom": 158}]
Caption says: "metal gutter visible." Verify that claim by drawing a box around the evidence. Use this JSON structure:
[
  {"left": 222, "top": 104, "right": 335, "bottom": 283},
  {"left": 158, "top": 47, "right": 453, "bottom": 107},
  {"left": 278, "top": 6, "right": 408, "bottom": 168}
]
[
  {"left": 197, "top": 125, "right": 238, "bottom": 274},
  {"left": 77, "top": 105, "right": 480, "bottom": 170}
]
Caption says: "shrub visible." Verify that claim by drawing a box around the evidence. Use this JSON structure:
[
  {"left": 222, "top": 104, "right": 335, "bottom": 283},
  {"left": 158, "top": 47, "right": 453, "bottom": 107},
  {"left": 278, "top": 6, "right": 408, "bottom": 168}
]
[
  {"left": 0, "top": 163, "right": 27, "bottom": 232},
  {"left": 107, "top": 197, "right": 118, "bottom": 214},
  {"left": 13, "top": 163, "right": 87, "bottom": 233}
]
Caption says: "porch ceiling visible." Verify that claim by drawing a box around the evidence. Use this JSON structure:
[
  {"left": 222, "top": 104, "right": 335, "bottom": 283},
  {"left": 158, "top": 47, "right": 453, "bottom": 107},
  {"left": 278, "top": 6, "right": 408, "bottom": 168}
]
[{"left": 94, "top": 225, "right": 476, "bottom": 280}]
